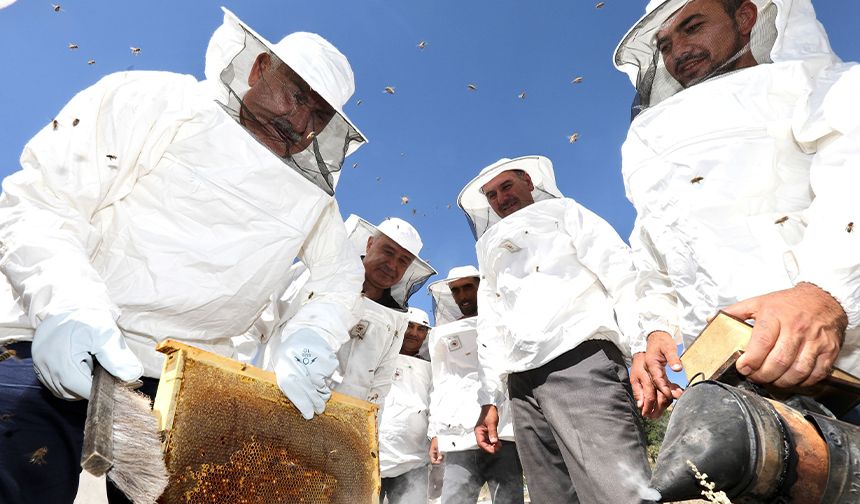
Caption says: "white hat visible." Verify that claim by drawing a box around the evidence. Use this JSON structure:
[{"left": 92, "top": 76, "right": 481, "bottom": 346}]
[
  {"left": 457, "top": 155, "right": 562, "bottom": 239},
  {"left": 407, "top": 307, "right": 431, "bottom": 328},
  {"left": 205, "top": 7, "right": 367, "bottom": 153},
  {"left": 427, "top": 265, "right": 481, "bottom": 326},
  {"left": 344, "top": 215, "right": 436, "bottom": 308},
  {"left": 376, "top": 218, "right": 424, "bottom": 257}
]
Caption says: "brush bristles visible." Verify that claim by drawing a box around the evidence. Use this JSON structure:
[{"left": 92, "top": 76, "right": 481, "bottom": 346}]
[{"left": 107, "top": 386, "right": 169, "bottom": 504}]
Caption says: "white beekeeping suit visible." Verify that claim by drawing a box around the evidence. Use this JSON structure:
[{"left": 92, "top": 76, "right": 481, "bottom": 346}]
[
  {"left": 335, "top": 216, "right": 435, "bottom": 409},
  {"left": 457, "top": 156, "right": 645, "bottom": 407},
  {"left": 0, "top": 7, "right": 366, "bottom": 411},
  {"left": 262, "top": 215, "right": 436, "bottom": 411},
  {"left": 615, "top": 0, "right": 860, "bottom": 373},
  {"left": 426, "top": 266, "right": 514, "bottom": 453},
  {"left": 378, "top": 307, "right": 433, "bottom": 479}
]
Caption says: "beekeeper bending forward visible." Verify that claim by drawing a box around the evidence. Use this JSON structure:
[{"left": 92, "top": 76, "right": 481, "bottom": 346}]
[
  {"left": 615, "top": 0, "right": 860, "bottom": 412},
  {"left": 458, "top": 156, "right": 655, "bottom": 504},
  {"left": 0, "top": 8, "right": 367, "bottom": 503}
]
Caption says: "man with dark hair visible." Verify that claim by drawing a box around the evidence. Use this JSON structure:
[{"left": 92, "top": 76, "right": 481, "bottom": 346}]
[
  {"left": 427, "top": 266, "right": 524, "bottom": 504},
  {"left": 615, "top": 0, "right": 860, "bottom": 412},
  {"left": 655, "top": 0, "right": 758, "bottom": 87}
]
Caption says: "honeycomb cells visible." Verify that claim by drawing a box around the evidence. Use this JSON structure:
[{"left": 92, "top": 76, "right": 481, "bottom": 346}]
[{"left": 158, "top": 351, "right": 379, "bottom": 503}]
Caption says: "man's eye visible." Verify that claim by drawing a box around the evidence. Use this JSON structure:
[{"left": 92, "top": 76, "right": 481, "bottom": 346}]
[
  {"left": 658, "top": 42, "right": 670, "bottom": 54},
  {"left": 686, "top": 22, "right": 702, "bottom": 34},
  {"left": 292, "top": 91, "right": 309, "bottom": 106}
]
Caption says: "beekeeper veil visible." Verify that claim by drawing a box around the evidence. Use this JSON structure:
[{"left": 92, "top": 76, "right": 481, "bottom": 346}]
[
  {"left": 614, "top": 0, "right": 784, "bottom": 111},
  {"left": 458, "top": 156, "right": 562, "bottom": 240},
  {"left": 345, "top": 215, "right": 436, "bottom": 309},
  {"left": 205, "top": 7, "right": 366, "bottom": 195},
  {"left": 427, "top": 266, "right": 480, "bottom": 326}
]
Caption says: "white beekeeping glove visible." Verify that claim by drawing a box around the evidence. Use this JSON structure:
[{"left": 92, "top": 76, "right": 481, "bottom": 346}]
[
  {"left": 273, "top": 328, "right": 339, "bottom": 420},
  {"left": 32, "top": 310, "right": 144, "bottom": 400}
]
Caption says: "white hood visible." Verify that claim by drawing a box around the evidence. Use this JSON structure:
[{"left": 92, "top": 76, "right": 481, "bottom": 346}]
[
  {"left": 427, "top": 265, "right": 480, "bottom": 326},
  {"left": 458, "top": 155, "right": 562, "bottom": 239},
  {"left": 345, "top": 215, "right": 436, "bottom": 308},
  {"left": 614, "top": 0, "right": 838, "bottom": 108}
]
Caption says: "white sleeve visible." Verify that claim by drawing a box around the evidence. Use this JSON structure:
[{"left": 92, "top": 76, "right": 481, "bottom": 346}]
[
  {"left": 563, "top": 200, "right": 646, "bottom": 356},
  {"left": 0, "top": 72, "right": 194, "bottom": 326},
  {"left": 426, "top": 328, "right": 441, "bottom": 438},
  {"left": 792, "top": 63, "right": 860, "bottom": 332},
  {"left": 280, "top": 200, "right": 363, "bottom": 351},
  {"left": 475, "top": 243, "right": 507, "bottom": 407},
  {"left": 628, "top": 218, "right": 683, "bottom": 346}
]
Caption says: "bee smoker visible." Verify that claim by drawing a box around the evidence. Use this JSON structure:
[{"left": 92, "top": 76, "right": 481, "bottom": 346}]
[{"left": 650, "top": 381, "right": 860, "bottom": 503}]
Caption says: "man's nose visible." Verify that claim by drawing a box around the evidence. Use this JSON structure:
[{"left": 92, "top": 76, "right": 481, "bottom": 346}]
[{"left": 288, "top": 104, "right": 312, "bottom": 134}]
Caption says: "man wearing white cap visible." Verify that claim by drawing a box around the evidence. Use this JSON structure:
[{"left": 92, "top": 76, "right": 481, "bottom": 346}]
[
  {"left": 614, "top": 0, "right": 860, "bottom": 413},
  {"left": 378, "top": 307, "right": 434, "bottom": 504},
  {"left": 260, "top": 215, "right": 436, "bottom": 410},
  {"left": 458, "top": 156, "right": 655, "bottom": 503},
  {"left": 0, "top": 8, "right": 366, "bottom": 503},
  {"left": 427, "top": 266, "right": 524, "bottom": 504}
]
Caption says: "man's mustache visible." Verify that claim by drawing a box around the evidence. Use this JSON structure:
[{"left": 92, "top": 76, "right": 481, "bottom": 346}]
[{"left": 674, "top": 50, "right": 709, "bottom": 71}]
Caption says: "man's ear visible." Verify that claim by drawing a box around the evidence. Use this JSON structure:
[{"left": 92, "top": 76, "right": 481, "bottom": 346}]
[
  {"left": 522, "top": 172, "right": 535, "bottom": 191},
  {"left": 366, "top": 236, "right": 374, "bottom": 255},
  {"left": 247, "top": 53, "right": 271, "bottom": 87},
  {"left": 736, "top": 1, "right": 758, "bottom": 37}
]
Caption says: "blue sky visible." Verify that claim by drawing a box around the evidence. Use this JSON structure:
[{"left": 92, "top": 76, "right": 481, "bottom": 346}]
[{"left": 1, "top": 1, "right": 858, "bottom": 385}]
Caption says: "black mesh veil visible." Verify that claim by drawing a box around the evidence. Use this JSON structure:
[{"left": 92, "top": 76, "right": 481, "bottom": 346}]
[
  {"left": 616, "top": 0, "right": 778, "bottom": 112},
  {"left": 218, "top": 26, "right": 365, "bottom": 195}
]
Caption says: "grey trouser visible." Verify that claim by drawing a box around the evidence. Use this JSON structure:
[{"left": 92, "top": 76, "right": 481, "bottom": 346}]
[
  {"left": 508, "top": 339, "right": 654, "bottom": 504},
  {"left": 441, "top": 442, "right": 524, "bottom": 504},
  {"left": 380, "top": 464, "right": 429, "bottom": 504}
]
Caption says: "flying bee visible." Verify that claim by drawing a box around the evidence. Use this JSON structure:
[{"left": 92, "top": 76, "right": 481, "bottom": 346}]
[
  {"left": 847, "top": 222, "right": 854, "bottom": 233},
  {"left": 52, "top": 4, "right": 61, "bottom": 12},
  {"left": 596, "top": 2, "right": 606, "bottom": 8},
  {"left": 774, "top": 216, "right": 789, "bottom": 225},
  {"left": 106, "top": 154, "right": 117, "bottom": 161},
  {"left": 72, "top": 118, "right": 79, "bottom": 127},
  {"left": 571, "top": 76, "right": 584, "bottom": 84},
  {"left": 29, "top": 447, "right": 48, "bottom": 465},
  {"left": 417, "top": 40, "right": 427, "bottom": 49},
  {"left": 352, "top": 162, "right": 358, "bottom": 169},
  {"left": 306, "top": 131, "right": 316, "bottom": 141},
  {"left": 52, "top": 119, "right": 58, "bottom": 130},
  {"left": 467, "top": 83, "right": 477, "bottom": 91},
  {"left": 568, "top": 132, "right": 579, "bottom": 143},
  {"left": 130, "top": 47, "right": 141, "bottom": 55},
  {"left": 690, "top": 176, "right": 704, "bottom": 184},
  {"left": 68, "top": 43, "right": 78, "bottom": 50},
  {"left": 517, "top": 91, "right": 526, "bottom": 100},
  {"left": 383, "top": 86, "right": 395, "bottom": 95},
  {"left": 355, "top": 99, "right": 363, "bottom": 106},
  {"left": 87, "top": 59, "right": 96, "bottom": 65},
  {"left": 401, "top": 196, "right": 409, "bottom": 205}
]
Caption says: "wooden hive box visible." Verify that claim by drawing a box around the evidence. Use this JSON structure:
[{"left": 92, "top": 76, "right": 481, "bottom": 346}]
[{"left": 153, "top": 340, "right": 380, "bottom": 503}]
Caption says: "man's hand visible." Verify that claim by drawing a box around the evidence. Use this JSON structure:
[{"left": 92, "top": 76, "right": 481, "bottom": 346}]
[
  {"left": 725, "top": 282, "right": 848, "bottom": 388},
  {"left": 631, "top": 350, "right": 677, "bottom": 419},
  {"left": 429, "top": 437, "right": 444, "bottom": 465},
  {"left": 474, "top": 404, "right": 502, "bottom": 454},
  {"left": 273, "top": 329, "right": 339, "bottom": 420}
]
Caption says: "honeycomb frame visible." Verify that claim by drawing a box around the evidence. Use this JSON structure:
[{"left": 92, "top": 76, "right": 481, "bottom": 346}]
[{"left": 153, "top": 339, "right": 380, "bottom": 503}]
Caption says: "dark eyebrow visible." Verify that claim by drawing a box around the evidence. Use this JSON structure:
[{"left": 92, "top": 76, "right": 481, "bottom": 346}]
[{"left": 657, "top": 13, "right": 705, "bottom": 45}]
